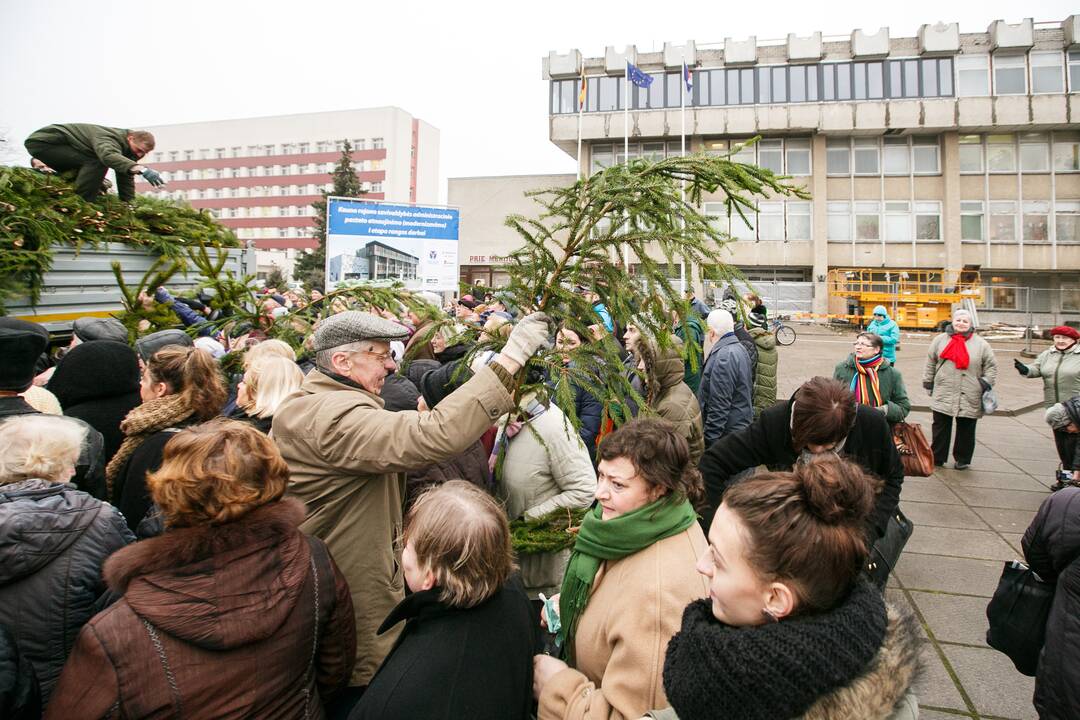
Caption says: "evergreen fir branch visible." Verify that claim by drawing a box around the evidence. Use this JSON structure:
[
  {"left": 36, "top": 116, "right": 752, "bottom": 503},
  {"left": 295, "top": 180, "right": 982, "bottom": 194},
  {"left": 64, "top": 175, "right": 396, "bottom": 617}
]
[{"left": 510, "top": 506, "right": 588, "bottom": 555}]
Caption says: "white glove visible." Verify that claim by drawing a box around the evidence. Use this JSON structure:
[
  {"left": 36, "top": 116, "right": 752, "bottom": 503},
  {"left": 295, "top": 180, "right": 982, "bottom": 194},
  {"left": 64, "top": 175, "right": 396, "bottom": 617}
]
[{"left": 500, "top": 312, "right": 553, "bottom": 368}]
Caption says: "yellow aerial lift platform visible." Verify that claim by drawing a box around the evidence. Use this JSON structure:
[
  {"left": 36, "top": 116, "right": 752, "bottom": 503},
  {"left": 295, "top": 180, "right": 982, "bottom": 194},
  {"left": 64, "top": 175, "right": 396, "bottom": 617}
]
[{"left": 827, "top": 268, "right": 982, "bottom": 331}]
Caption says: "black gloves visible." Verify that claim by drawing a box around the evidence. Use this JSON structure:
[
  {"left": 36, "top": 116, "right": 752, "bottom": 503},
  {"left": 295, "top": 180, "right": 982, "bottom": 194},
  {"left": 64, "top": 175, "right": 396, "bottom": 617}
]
[{"left": 1013, "top": 358, "right": 1028, "bottom": 376}]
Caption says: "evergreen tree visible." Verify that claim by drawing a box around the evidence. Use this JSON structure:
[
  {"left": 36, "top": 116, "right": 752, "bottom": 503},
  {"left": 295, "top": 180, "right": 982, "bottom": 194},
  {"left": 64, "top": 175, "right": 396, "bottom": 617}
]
[
  {"left": 294, "top": 140, "right": 366, "bottom": 291},
  {"left": 264, "top": 263, "right": 287, "bottom": 290}
]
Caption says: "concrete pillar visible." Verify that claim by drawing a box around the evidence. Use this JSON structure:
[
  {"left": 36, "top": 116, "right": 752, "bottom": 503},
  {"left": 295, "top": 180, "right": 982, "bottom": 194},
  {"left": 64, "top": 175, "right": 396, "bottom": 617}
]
[
  {"left": 811, "top": 132, "right": 830, "bottom": 313},
  {"left": 941, "top": 131, "right": 962, "bottom": 284}
]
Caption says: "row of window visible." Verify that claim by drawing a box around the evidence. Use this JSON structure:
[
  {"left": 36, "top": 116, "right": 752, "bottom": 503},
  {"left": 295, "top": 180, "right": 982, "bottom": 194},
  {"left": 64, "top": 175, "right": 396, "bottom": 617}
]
[
  {"left": 694, "top": 199, "right": 1080, "bottom": 244},
  {"left": 959, "top": 132, "right": 1080, "bottom": 174},
  {"left": 148, "top": 138, "right": 385, "bottom": 164},
  {"left": 553, "top": 51, "right": 1080, "bottom": 114},
  {"left": 235, "top": 227, "right": 315, "bottom": 240},
  {"left": 209, "top": 206, "right": 316, "bottom": 219},
  {"left": 156, "top": 159, "right": 384, "bottom": 182},
  {"left": 959, "top": 201, "right": 1080, "bottom": 244}
]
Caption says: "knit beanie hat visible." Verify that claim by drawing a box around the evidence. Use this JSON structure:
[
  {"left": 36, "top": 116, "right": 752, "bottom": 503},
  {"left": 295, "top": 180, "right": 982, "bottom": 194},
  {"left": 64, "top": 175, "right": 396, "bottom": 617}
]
[
  {"left": 0, "top": 318, "right": 49, "bottom": 392},
  {"left": 47, "top": 340, "right": 139, "bottom": 408}
]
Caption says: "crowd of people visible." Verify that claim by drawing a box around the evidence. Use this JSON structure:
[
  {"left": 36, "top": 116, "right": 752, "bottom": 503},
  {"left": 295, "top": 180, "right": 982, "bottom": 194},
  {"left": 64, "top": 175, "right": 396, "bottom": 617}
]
[{"left": 0, "top": 282, "right": 1077, "bottom": 720}]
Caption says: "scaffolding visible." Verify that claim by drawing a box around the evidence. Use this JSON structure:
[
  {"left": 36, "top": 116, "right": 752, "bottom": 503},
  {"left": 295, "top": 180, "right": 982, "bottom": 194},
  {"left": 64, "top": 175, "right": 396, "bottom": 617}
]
[{"left": 827, "top": 268, "right": 983, "bottom": 330}]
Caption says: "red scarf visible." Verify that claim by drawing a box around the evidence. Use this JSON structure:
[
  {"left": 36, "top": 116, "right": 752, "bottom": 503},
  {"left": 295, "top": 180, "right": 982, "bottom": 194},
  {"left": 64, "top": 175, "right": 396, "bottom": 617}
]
[
  {"left": 940, "top": 332, "right": 970, "bottom": 370},
  {"left": 852, "top": 354, "right": 885, "bottom": 406}
]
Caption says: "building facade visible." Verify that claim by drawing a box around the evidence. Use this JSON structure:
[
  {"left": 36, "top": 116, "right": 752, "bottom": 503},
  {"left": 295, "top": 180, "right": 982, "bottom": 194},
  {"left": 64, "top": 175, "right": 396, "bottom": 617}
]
[
  {"left": 135, "top": 107, "right": 439, "bottom": 280},
  {"left": 533, "top": 17, "right": 1080, "bottom": 324}
]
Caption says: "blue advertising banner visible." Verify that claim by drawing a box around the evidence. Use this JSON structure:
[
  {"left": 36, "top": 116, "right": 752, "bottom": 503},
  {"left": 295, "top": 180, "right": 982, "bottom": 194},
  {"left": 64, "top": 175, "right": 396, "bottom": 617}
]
[{"left": 324, "top": 198, "right": 460, "bottom": 292}]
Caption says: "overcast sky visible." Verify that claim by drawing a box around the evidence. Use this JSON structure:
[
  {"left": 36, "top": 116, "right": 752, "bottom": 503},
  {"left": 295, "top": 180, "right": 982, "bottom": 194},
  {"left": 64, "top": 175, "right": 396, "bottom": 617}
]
[{"left": 1, "top": 1, "right": 1075, "bottom": 202}]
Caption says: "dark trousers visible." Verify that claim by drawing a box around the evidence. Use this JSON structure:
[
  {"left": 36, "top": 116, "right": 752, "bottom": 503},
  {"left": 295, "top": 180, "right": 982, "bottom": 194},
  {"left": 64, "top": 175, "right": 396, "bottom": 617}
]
[
  {"left": 931, "top": 411, "right": 978, "bottom": 465},
  {"left": 1054, "top": 429, "right": 1079, "bottom": 470},
  {"left": 24, "top": 137, "right": 107, "bottom": 201}
]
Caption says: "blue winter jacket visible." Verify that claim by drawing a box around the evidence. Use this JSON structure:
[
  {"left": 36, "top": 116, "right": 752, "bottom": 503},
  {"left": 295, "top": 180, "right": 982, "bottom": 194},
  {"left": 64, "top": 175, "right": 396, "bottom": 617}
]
[
  {"left": 866, "top": 305, "right": 901, "bottom": 362},
  {"left": 697, "top": 333, "right": 754, "bottom": 446}
]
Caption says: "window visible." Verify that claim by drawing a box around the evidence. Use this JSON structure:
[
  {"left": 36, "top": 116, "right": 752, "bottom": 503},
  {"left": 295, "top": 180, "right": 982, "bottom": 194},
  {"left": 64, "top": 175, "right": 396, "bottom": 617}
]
[
  {"left": 702, "top": 140, "right": 728, "bottom": 156},
  {"left": 989, "top": 201, "right": 1017, "bottom": 242},
  {"left": 168, "top": 151, "right": 178, "bottom": 162},
  {"left": 372, "top": 182, "right": 383, "bottom": 193},
  {"left": 1071, "top": 51, "right": 1080, "bottom": 92},
  {"left": 827, "top": 138, "right": 850, "bottom": 175},
  {"left": 297, "top": 143, "right": 309, "bottom": 153},
  {"left": 993, "top": 54, "right": 1027, "bottom": 95},
  {"left": 758, "top": 202, "right": 785, "bottom": 240},
  {"left": 916, "top": 202, "right": 942, "bottom": 240},
  {"left": 913, "top": 136, "right": 940, "bottom": 174},
  {"left": 786, "top": 139, "right": 811, "bottom": 175},
  {"left": 961, "top": 202, "right": 984, "bottom": 241},
  {"left": 959, "top": 135, "right": 984, "bottom": 173},
  {"left": 592, "top": 145, "right": 613, "bottom": 171},
  {"left": 184, "top": 150, "right": 194, "bottom": 161},
  {"left": 884, "top": 201, "right": 911, "bottom": 242},
  {"left": 372, "top": 138, "right": 384, "bottom": 150},
  {"left": 1022, "top": 202, "right": 1050, "bottom": 243},
  {"left": 1053, "top": 132, "right": 1080, "bottom": 172},
  {"left": 883, "top": 137, "right": 910, "bottom": 175},
  {"left": 787, "top": 202, "right": 811, "bottom": 239},
  {"left": 731, "top": 139, "right": 755, "bottom": 165},
  {"left": 853, "top": 138, "right": 879, "bottom": 175},
  {"left": 1031, "top": 52, "right": 1065, "bottom": 94},
  {"left": 827, "top": 202, "right": 851, "bottom": 240},
  {"left": 1019, "top": 134, "right": 1050, "bottom": 173},
  {"left": 758, "top": 139, "right": 783, "bottom": 173},
  {"left": 987, "top": 134, "right": 1016, "bottom": 173},
  {"left": 855, "top": 202, "right": 880, "bottom": 241},
  {"left": 957, "top": 55, "right": 990, "bottom": 97},
  {"left": 1057, "top": 201, "right": 1080, "bottom": 243}
]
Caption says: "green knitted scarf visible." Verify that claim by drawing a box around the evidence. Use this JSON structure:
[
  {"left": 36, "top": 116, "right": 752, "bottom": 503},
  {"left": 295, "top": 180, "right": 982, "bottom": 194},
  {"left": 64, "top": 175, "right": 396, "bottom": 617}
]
[{"left": 557, "top": 497, "right": 697, "bottom": 660}]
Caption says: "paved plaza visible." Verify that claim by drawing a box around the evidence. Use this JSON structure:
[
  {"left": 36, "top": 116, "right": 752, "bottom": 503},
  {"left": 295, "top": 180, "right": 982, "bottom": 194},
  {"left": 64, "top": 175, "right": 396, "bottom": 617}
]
[{"left": 777, "top": 322, "right": 1055, "bottom": 720}]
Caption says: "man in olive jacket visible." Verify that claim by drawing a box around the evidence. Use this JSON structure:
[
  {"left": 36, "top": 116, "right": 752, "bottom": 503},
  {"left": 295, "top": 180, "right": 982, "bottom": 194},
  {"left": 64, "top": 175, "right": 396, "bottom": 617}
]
[
  {"left": 24, "top": 123, "right": 165, "bottom": 201},
  {"left": 272, "top": 310, "right": 550, "bottom": 696}
]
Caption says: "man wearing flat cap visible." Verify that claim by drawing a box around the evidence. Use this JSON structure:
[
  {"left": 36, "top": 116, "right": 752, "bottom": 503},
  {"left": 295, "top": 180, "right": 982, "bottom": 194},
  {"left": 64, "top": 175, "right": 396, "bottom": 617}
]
[
  {"left": 0, "top": 318, "right": 107, "bottom": 495},
  {"left": 272, "top": 309, "right": 551, "bottom": 700}
]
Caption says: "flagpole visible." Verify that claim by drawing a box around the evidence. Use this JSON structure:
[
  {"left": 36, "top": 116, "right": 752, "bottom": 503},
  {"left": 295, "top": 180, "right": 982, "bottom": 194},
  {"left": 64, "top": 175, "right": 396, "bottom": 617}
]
[
  {"left": 623, "top": 62, "right": 630, "bottom": 273},
  {"left": 680, "top": 59, "right": 687, "bottom": 295},
  {"left": 577, "top": 72, "right": 584, "bottom": 181}
]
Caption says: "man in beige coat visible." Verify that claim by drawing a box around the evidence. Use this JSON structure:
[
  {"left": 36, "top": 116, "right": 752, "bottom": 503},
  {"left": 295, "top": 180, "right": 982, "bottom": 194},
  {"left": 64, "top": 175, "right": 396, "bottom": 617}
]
[{"left": 272, "top": 310, "right": 550, "bottom": 700}]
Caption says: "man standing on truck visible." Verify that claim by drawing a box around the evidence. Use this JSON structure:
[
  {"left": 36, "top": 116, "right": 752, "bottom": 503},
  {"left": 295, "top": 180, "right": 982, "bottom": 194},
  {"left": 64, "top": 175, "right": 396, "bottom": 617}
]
[{"left": 24, "top": 123, "right": 166, "bottom": 201}]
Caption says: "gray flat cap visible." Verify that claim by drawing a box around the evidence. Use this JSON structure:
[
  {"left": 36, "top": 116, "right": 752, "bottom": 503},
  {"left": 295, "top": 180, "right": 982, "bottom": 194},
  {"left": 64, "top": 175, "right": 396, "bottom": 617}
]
[
  {"left": 136, "top": 329, "right": 194, "bottom": 362},
  {"left": 73, "top": 316, "right": 128, "bottom": 344},
  {"left": 313, "top": 311, "right": 409, "bottom": 352}
]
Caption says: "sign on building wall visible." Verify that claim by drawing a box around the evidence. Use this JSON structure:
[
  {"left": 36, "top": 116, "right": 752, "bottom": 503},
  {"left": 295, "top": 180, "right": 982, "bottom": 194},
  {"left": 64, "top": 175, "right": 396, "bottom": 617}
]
[{"left": 325, "top": 198, "right": 460, "bottom": 291}]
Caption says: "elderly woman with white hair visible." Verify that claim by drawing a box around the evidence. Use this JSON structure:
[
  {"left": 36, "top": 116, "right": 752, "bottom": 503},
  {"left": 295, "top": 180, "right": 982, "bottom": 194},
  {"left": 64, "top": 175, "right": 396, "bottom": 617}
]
[{"left": 922, "top": 308, "right": 997, "bottom": 470}]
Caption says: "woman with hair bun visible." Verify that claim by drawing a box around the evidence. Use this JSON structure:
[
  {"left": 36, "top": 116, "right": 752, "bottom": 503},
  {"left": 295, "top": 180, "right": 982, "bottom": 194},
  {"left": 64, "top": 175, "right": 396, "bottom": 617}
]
[
  {"left": 532, "top": 417, "right": 708, "bottom": 720},
  {"left": 647, "top": 455, "right": 920, "bottom": 720},
  {"left": 108, "top": 344, "right": 228, "bottom": 531}
]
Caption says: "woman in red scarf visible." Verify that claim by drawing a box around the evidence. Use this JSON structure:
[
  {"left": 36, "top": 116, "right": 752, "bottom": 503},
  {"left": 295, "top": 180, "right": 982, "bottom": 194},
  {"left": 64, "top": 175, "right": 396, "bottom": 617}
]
[
  {"left": 922, "top": 310, "right": 998, "bottom": 470},
  {"left": 833, "top": 332, "right": 911, "bottom": 425}
]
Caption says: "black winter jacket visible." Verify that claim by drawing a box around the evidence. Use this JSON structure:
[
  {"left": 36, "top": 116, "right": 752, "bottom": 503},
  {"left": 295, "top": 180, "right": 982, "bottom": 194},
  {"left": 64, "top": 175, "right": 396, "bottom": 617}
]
[
  {"left": 1023, "top": 487, "right": 1080, "bottom": 720},
  {"left": 380, "top": 373, "right": 421, "bottom": 412},
  {"left": 46, "top": 340, "right": 141, "bottom": 472},
  {"left": 115, "top": 426, "right": 191, "bottom": 533},
  {"left": 698, "top": 395, "right": 905, "bottom": 537},
  {"left": 349, "top": 582, "right": 537, "bottom": 720},
  {"left": 0, "top": 480, "right": 133, "bottom": 702},
  {"left": 0, "top": 623, "right": 40, "bottom": 720}
]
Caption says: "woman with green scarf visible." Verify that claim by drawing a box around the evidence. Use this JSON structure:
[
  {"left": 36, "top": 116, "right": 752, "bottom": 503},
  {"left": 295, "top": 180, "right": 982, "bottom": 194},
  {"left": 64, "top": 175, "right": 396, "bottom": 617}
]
[{"left": 532, "top": 418, "right": 709, "bottom": 720}]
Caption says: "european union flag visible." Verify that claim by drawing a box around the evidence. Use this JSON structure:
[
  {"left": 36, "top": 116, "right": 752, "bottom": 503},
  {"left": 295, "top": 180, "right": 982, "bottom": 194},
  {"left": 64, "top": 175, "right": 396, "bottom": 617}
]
[{"left": 626, "top": 61, "right": 654, "bottom": 88}]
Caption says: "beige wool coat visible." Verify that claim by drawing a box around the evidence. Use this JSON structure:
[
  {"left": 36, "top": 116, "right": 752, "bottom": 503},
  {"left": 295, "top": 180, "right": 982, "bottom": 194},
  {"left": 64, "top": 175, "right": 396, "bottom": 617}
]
[
  {"left": 272, "top": 366, "right": 515, "bottom": 686},
  {"left": 496, "top": 403, "right": 596, "bottom": 596},
  {"left": 538, "top": 525, "right": 709, "bottom": 720},
  {"left": 922, "top": 331, "right": 998, "bottom": 419}
]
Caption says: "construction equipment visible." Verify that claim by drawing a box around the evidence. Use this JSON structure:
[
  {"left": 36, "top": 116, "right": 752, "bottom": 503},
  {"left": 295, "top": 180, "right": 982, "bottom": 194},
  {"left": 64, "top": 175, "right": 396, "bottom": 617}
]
[{"left": 827, "top": 268, "right": 982, "bottom": 331}]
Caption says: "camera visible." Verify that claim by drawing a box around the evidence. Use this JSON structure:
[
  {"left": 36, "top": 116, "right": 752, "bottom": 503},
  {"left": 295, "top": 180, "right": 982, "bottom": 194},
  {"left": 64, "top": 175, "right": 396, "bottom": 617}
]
[{"left": 1052, "top": 469, "right": 1077, "bottom": 492}]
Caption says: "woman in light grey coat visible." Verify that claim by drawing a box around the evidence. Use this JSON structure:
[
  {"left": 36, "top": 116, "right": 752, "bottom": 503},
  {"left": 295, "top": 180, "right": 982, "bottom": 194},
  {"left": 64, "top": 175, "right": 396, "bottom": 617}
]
[
  {"left": 922, "top": 309, "right": 998, "bottom": 470},
  {"left": 494, "top": 399, "right": 596, "bottom": 597}
]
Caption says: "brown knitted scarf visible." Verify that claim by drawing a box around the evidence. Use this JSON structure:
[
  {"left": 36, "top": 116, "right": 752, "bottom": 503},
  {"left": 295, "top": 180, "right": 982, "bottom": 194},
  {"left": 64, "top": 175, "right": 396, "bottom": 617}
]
[{"left": 105, "top": 393, "right": 194, "bottom": 500}]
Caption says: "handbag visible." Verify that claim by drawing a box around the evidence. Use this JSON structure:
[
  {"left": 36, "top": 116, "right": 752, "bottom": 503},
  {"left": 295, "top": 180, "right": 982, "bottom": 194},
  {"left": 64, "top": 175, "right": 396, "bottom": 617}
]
[
  {"left": 892, "top": 422, "right": 934, "bottom": 477},
  {"left": 986, "top": 560, "right": 1054, "bottom": 677},
  {"left": 866, "top": 509, "right": 914, "bottom": 588}
]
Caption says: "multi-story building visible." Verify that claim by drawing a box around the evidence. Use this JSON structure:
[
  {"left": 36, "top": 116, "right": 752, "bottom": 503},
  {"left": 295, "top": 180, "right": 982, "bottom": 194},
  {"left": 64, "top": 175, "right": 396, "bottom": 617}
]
[
  {"left": 135, "top": 107, "right": 439, "bottom": 280},
  {"left": 510, "top": 16, "right": 1080, "bottom": 324}
]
